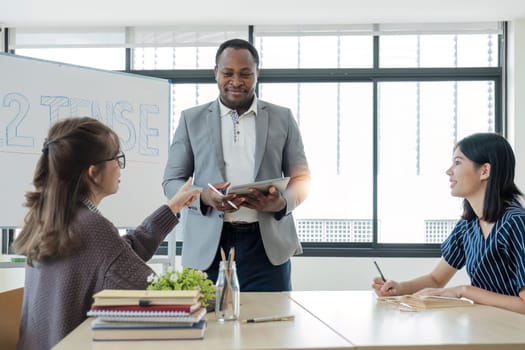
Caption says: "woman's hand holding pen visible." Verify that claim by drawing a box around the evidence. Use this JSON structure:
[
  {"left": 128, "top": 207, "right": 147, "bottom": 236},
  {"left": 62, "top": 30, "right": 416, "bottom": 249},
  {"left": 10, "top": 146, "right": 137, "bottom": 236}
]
[
  {"left": 372, "top": 277, "right": 401, "bottom": 297},
  {"left": 372, "top": 260, "right": 401, "bottom": 296}
]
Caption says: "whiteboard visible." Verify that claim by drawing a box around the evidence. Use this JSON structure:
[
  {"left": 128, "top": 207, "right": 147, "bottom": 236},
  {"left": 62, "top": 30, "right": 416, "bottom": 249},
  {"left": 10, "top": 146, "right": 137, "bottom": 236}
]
[{"left": 0, "top": 53, "right": 171, "bottom": 227}]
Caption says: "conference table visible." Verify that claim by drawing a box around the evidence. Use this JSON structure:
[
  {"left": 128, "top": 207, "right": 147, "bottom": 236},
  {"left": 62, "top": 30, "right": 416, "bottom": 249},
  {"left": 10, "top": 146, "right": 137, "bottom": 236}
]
[
  {"left": 52, "top": 291, "right": 525, "bottom": 350},
  {"left": 289, "top": 291, "right": 525, "bottom": 350}
]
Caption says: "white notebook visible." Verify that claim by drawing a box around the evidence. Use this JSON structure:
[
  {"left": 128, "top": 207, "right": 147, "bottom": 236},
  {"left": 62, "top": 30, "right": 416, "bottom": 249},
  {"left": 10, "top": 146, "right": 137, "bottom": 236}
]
[{"left": 88, "top": 307, "right": 206, "bottom": 323}]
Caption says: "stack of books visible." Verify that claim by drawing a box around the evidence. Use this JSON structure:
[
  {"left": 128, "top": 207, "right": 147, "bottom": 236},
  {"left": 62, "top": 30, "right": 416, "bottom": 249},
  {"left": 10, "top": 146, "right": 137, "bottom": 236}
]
[{"left": 87, "top": 289, "right": 207, "bottom": 340}]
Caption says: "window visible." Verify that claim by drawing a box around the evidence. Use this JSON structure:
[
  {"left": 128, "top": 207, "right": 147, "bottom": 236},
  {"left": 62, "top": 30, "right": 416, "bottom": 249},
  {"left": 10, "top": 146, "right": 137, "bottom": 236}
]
[
  {"left": 258, "top": 82, "right": 374, "bottom": 237},
  {"left": 14, "top": 48, "right": 125, "bottom": 70},
  {"left": 380, "top": 34, "right": 498, "bottom": 68},
  {"left": 251, "top": 24, "right": 502, "bottom": 255},
  {"left": 9, "top": 28, "right": 127, "bottom": 70},
  {"left": 377, "top": 81, "right": 495, "bottom": 243},
  {"left": 8, "top": 23, "right": 504, "bottom": 257},
  {"left": 255, "top": 35, "right": 373, "bottom": 68}
]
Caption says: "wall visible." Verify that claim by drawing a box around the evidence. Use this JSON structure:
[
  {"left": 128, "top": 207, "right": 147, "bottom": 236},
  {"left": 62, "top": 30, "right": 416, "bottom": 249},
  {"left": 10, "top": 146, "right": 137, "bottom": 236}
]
[
  {"left": 293, "top": 256, "right": 471, "bottom": 290},
  {"left": 2, "top": 0, "right": 524, "bottom": 27},
  {"left": 0, "top": 256, "right": 470, "bottom": 292},
  {"left": 0, "top": 268, "right": 24, "bottom": 291}
]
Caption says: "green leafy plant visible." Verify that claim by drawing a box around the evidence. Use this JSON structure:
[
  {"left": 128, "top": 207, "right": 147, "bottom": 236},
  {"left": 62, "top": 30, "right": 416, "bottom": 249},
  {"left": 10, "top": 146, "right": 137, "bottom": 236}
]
[{"left": 147, "top": 267, "right": 215, "bottom": 307}]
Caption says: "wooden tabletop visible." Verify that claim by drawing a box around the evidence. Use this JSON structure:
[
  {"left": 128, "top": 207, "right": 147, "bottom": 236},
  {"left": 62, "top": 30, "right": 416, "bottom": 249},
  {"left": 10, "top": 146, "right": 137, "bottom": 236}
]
[
  {"left": 52, "top": 290, "right": 525, "bottom": 350},
  {"left": 52, "top": 292, "right": 352, "bottom": 350},
  {"left": 288, "top": 290, "right": 525, "bottom": 350}
]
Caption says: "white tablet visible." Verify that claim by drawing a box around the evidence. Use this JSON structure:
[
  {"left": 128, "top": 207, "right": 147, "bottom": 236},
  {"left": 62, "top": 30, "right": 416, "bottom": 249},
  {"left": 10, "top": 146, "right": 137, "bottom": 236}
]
[{"left": 227, "top": 177, "right": 290, "bottom": 197}]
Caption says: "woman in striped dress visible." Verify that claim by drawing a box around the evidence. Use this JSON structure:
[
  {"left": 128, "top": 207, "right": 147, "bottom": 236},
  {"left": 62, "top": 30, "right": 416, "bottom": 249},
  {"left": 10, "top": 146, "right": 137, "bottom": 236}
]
[{"left": 372, "top": 133, "right": 525, "bottom": 314}]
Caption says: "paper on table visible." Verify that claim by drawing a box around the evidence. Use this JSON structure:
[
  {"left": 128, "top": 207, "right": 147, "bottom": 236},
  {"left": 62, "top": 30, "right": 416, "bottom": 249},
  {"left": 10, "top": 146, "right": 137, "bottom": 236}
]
[{"left": 377, "top": 294, "right": 474, "bottom": 310}]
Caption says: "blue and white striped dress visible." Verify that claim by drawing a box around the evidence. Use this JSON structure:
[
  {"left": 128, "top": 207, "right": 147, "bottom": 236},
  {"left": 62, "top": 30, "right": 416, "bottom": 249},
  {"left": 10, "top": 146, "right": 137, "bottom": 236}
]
[{"left": 442, "top": 203, "right": 525, "bottom": 296}]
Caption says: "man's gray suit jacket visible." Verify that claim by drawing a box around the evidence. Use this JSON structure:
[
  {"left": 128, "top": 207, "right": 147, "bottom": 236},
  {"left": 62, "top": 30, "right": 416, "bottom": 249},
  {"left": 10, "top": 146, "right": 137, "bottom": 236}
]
[{"left": 162, "top": 99, "right": 310, "bottom": 270}]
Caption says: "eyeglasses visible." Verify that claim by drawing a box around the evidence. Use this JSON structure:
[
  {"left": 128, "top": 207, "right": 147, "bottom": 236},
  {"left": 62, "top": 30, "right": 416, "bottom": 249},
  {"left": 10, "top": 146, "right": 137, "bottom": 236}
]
[{"left": 95, "top": 151, "right": 126, "bottom": 169}]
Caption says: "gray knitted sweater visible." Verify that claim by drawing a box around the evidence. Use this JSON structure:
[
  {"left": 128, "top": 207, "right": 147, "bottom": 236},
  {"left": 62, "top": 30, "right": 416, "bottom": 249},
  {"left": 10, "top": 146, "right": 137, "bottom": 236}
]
[{"left": 16, "top": 204, "right": 178, "bottom": 350}]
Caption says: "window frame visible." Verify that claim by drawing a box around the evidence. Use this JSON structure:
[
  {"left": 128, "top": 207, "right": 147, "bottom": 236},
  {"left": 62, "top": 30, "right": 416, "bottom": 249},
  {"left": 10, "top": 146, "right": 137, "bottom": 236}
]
[
  {"left": 6, "top": 24, "right": 505, "bottom": 258},
  {"left": 128, "top": 29, "right": 504, "bottom": 258}
]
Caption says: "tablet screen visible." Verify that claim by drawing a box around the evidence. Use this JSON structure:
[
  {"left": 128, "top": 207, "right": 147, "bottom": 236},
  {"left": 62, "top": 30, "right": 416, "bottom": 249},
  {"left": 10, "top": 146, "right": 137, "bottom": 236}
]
[{"left": 227, "top": 177, "right": 290, "bottom": 197}]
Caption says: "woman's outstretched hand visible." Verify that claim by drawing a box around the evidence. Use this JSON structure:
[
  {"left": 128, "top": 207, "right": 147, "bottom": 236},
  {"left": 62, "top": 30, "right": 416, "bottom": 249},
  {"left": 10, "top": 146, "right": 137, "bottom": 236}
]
[{"left": 167, "top": 177, "right": 202, "bottom": 215}]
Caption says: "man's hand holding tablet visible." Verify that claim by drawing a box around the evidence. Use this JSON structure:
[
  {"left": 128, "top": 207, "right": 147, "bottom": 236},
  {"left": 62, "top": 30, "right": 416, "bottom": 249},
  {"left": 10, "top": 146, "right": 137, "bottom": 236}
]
[{"left": 227, "top": 177, "right": 290, "bottom": 199}]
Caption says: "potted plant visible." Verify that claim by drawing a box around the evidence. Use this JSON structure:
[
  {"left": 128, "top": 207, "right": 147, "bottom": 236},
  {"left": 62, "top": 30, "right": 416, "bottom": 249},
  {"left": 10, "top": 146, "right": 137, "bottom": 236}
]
[{"left": 147, "top": 267, "right": 215, "bottom": 309}]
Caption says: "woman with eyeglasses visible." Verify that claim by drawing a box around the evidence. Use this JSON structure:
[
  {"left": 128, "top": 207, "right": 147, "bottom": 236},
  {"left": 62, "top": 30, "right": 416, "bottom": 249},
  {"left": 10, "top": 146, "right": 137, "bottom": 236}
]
[{"left": 12, "top": 117, "right": 201, "bottom": 350}]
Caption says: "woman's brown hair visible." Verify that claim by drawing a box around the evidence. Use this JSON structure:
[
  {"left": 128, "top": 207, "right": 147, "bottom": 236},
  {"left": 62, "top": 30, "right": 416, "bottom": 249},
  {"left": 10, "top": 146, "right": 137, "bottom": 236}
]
[{"left": 12, "top": 117, "right": 120, "bottom": 265}]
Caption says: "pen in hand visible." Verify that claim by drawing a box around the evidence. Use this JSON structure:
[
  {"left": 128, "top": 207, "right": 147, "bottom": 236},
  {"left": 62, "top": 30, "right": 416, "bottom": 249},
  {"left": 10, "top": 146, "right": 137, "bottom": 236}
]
[
  {"left": 373, "top": 260, "right": 386, "bottom": 282},
  {"left": 241, "top": 315, "right": 295, "bottom": 323},
  {"left": 207, "top": 183, "right": 238, "bottom": 210}
]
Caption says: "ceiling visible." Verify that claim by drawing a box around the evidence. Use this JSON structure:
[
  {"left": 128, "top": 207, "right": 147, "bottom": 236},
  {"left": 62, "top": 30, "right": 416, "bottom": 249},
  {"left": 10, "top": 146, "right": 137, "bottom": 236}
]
[{"left": 2, "top": 0, "right": 525, "bottom": 28}]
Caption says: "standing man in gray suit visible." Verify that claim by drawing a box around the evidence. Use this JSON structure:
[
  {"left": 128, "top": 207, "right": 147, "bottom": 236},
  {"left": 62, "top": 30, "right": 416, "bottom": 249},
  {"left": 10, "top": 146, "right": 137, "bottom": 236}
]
[{"left": 163, "top": 38, "right": 310, "bottom": 291}]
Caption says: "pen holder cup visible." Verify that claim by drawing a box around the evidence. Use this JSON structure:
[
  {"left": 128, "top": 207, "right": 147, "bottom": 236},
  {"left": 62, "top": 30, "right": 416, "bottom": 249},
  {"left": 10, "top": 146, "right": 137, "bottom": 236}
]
[{"left": 215, "top": 261, "right": 240, "bottom": 321}]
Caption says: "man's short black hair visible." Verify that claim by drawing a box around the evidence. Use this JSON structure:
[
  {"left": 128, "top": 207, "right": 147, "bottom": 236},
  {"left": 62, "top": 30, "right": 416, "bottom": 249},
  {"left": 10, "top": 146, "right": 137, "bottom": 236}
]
[{"left": 215, "top": 38, "right": 259, "bottom": 67}]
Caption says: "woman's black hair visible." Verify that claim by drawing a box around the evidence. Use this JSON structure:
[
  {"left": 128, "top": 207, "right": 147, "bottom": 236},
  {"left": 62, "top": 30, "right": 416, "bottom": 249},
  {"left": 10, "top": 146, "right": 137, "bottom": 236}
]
[{"left": 456, "top": 132, "right": 522, "bottom": 221}]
